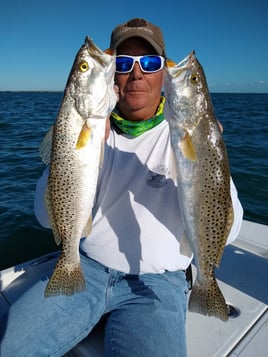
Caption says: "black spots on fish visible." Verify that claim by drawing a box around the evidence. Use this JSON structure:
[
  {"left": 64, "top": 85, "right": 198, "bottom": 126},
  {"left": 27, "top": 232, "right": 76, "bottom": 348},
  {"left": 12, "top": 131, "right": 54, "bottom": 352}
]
[
  {"left": 202, "top": 147, "right": 222, "bottom": 171},
  {"left": 198, "top": 145, "right": 231, "bottom": 266},
  {"left": 188, "top": 276, "right": 228, "bottom": 321},
  {"left": 45, "top": 258, "right": 86, "bottom": 297},
  {"left": 49, "top": 165, "right": 78, "bottom": 237}
]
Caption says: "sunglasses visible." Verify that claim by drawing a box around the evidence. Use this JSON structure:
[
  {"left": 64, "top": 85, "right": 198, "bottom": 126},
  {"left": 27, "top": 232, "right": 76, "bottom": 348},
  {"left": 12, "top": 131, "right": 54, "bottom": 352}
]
[{"left": 116, "top": 55, "right": 165, "bottom": 73}]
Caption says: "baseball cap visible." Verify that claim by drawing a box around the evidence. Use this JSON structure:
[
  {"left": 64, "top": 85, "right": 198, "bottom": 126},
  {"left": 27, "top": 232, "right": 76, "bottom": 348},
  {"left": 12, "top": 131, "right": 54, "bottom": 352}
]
[{"left": 110, "top": 18, "right": 166, "bottom": 56}]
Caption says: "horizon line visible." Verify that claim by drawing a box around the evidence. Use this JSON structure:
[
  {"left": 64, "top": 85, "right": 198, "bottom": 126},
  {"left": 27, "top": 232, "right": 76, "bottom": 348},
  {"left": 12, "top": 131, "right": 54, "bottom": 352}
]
[{"left": 0, "top": 90, "right": 268, "bottom": 95}]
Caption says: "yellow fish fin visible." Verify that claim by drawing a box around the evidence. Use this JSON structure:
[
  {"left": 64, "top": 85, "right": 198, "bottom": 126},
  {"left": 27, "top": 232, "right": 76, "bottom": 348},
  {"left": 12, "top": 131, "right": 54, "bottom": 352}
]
[
  {"left": 39, "top": 125, "right": 54, "bottom": 165},
  {"left": 104, "top": 48, "right": 114, "bottom": 55},
  {"left": 44, "top": 183, "right": 61, "bottom": 245},
  {"left": 76, "top": 122, "right": 91, "bottom": 149},
  {"left": 179, "top": 131, "right": 197, "bottom": 161},
  {"left": 165, "top": 58, "right": 177, "bottom": 67},
  {"left": 82, "top": 214, "right": 92, "bottom": 237}
]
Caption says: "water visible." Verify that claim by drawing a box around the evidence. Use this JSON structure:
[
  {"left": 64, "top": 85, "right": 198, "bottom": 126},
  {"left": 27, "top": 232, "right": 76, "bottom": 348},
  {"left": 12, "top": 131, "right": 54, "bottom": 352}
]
[{"left": 0, "top": 92, "right": 267, "bottom": 270}]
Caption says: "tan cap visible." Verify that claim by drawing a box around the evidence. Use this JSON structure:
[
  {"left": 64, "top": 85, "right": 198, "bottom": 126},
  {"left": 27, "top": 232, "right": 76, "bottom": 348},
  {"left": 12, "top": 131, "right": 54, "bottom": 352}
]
[{"left": 110, "top": 18, "right": 166, "bottom": 56}]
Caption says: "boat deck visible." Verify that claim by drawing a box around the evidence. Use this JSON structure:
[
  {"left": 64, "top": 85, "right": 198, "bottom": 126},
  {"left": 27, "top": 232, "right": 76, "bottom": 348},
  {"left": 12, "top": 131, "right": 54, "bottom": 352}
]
[
  {"left": 187, "top": 220, "right": 268, "bottom": 356},
  {"left": 1, "top": 220, "right": 268, "bottom": 356}
]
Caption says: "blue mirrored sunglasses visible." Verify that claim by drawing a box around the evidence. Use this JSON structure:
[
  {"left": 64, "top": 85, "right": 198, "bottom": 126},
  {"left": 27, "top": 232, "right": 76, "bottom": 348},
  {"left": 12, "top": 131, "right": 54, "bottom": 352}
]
[{"left": 116, "top": 55, "right": 165, "bottom": 73}]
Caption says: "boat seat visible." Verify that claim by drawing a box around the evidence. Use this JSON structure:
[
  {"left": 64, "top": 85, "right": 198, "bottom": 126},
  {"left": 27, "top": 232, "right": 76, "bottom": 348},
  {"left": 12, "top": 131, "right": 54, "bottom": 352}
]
[{"left": 63, "top": 318, "right": 105, "bottom": 357}]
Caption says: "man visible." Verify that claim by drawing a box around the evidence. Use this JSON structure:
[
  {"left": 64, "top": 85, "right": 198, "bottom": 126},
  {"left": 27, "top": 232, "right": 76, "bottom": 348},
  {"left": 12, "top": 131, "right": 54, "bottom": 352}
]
[{"left": 1, "top": 18, "right": 243, "bottom": 356}]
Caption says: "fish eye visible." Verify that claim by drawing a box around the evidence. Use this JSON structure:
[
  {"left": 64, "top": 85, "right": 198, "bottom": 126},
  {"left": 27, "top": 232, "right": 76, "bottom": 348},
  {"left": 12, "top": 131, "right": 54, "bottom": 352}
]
[
  {"left": 190, "top": 73, "right": 198, "bottom": 84},
  {"left": 79, "top": 61, "right": 89, "bottom": 72}
]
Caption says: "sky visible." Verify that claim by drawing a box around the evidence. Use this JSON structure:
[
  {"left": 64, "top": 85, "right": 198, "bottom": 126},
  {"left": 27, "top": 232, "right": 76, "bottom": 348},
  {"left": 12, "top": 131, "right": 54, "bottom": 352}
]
[{"left": 1, "top": 0, "right": 267, "bottom": 92}]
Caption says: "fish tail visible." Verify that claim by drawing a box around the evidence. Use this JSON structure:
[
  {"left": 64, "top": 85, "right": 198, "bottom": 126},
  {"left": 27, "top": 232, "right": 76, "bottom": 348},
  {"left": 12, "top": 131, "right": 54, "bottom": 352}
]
[
  {"left": 45, "top": 257, "right": 86, "bottom": 297},
  {"left": 188, "top": 278, "right": 228, "bottom": 321}
]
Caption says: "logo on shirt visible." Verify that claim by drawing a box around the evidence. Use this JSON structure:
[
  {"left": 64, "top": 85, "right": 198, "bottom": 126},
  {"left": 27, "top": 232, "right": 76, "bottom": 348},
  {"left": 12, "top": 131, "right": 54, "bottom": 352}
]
[{"left": 146, "top": 165, "right": 169, "bottom": 188}]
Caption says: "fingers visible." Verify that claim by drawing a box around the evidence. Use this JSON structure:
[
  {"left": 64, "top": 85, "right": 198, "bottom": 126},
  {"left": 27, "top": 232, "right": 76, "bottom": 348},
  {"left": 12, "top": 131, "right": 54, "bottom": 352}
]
[
  {"left": 217, "top": 120, "right": 223, "bottom": 133},
  {"left": 114, "top": 84, "right": 119, "bottom": 102},
  {"left": 105, "top": 117, "right": 111, "bottom": 140}
]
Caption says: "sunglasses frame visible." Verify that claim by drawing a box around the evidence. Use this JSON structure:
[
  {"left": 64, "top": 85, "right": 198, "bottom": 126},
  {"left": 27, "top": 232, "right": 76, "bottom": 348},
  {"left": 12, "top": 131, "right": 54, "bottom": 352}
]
[{"left": 115, "top": 55, "right": 165, "bottom": 74}]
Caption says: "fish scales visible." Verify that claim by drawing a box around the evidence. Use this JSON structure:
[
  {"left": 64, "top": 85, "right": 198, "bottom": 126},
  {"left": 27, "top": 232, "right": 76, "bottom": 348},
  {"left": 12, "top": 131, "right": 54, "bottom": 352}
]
[
  {"left": 40, "top": 37, "right": 117, "bottom": 296},
  {"left": 164, "top": 51, "right": 234, "bottom": 321}
]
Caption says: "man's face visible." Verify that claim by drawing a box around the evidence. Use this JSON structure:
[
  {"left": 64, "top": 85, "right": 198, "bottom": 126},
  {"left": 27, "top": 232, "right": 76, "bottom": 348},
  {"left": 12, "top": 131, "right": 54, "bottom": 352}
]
[{"left": 115, "top": 37, "right": 164, "bottom": 121}]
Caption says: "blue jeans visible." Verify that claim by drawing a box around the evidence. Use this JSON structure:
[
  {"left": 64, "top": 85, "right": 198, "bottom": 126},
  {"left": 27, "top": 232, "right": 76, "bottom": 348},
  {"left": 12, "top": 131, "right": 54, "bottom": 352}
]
[{"left": 1, "top": 255, "right": 188, "bottom": 357}]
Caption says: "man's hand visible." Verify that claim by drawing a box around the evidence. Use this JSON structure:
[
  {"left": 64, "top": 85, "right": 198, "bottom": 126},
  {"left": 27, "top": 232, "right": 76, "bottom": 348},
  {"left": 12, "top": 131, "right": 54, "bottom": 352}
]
[{"left": 218, "top": 121, "right": 223, "bottom": 133}]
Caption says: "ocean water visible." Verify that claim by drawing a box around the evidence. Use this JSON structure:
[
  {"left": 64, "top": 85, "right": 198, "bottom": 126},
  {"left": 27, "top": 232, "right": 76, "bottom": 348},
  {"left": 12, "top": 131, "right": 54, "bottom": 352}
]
[{"left": 0, "top": 92, "right": 267, "bottom": 269}]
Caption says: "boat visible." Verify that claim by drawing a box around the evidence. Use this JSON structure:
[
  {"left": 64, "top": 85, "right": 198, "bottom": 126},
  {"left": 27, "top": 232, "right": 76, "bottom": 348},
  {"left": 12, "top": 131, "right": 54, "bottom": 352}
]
[{"left": 1, "top": 219, "right": 267, "bottom": 356}]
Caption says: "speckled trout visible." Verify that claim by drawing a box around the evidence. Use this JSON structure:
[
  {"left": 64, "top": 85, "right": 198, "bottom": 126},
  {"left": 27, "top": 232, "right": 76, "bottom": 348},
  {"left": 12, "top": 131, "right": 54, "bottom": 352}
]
[
  {"left": 164, "top": 51, "right": 234, "bottom": 321},
  {"left": 40, "top": 37, "right": 117, "bottom": 296}
]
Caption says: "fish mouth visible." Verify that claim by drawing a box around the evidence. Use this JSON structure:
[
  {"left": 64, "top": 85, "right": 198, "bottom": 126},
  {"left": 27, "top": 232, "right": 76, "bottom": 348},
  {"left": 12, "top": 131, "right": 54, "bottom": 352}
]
[
  {"left": 85, "top": 36, "right": 115, "bottom": 68},
  {"left": 166, "top": 50, "right": 196, "bottom": 78},
  {"left": 177, "top": 50, "right": 196, "bottom": 68}
]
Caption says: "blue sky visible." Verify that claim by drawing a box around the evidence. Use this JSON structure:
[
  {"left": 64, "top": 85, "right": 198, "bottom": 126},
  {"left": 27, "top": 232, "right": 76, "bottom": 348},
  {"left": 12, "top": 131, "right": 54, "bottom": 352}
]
[{"left": 1, "top": 0, "right": 267, "bottom": 92}]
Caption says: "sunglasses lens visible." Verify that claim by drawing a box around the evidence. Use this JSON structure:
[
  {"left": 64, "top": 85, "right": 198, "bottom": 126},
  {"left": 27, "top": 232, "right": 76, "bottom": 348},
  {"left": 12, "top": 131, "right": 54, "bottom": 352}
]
[
  {"left": 116, "top": 56, "right": 164, "bottom": 73},
  {"left": 116, "top": 57, "right": 134, "bottom": 72},
  {"left": 140, "top": 56, "right": 162, "bottom": 72}
]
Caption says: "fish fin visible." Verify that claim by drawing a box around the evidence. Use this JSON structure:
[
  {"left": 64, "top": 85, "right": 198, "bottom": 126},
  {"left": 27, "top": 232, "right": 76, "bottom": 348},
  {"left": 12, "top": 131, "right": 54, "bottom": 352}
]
[
  {"left": 39, "top": 125, "right": 54, "bottom": 165},
  {"left": 45, "top": 257, "right": 86, "bottom": 297},
  {"left": 179, "top": 232, "right": 193, "bottom": 258},
  {"left": 169, "top": 149, "right": 178, "bottom": 181},
  {"left": 44, "top": 184, "right": 62, "bottom": 245},
  {"left": 188, "top": 276, "right": 228, "bottom": 321},
  {"left": 52, "top": 227, "right": 62, "bottom": 246},
  {"left": 104, "top": 48, "right": 114, "bottom": 55},
  {"left": 76, "top": 122, "right": 91, "bottom": 149},
  {"left": 166, "top": 58, "right": 177, "bottom": 67},
  {"left": 82, "top": 214, "right": 92, "bottom": 237},
  {"left": 99, "top": 139, "right": 105, "bottom": 168},
  {"left": 179, "top": 131, "right": 197, "bottom": 161}
]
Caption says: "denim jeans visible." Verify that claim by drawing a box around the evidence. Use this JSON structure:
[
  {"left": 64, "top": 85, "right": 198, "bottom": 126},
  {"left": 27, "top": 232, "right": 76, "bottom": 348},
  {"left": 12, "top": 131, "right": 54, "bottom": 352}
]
[{"left": 1, "top": 254, "right": 188, "bottom": 357}]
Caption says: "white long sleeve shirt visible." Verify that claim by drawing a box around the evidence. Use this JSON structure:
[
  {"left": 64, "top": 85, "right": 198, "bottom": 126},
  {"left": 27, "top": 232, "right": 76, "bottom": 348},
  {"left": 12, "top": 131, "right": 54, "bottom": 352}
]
[{"left": 34, "top": 119, "right": 243, "bottom": 274}]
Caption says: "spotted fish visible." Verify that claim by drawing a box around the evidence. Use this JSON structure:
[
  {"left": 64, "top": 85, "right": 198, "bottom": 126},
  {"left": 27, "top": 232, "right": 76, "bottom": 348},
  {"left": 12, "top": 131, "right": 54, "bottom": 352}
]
[
  {"left": 164, "top": 51, "right": 234, "bottom": 321},
  {"left": 40, "top": 37, "right": 117, "bottom": 296}
]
